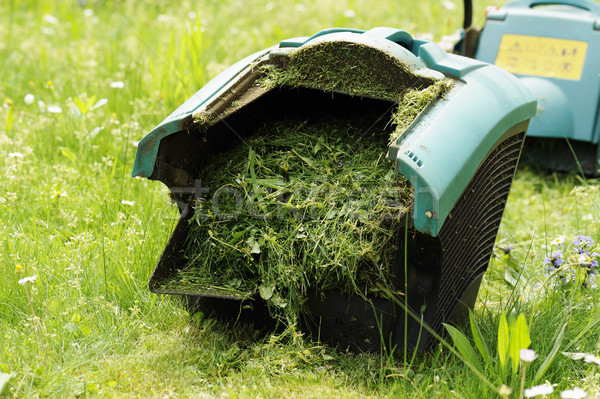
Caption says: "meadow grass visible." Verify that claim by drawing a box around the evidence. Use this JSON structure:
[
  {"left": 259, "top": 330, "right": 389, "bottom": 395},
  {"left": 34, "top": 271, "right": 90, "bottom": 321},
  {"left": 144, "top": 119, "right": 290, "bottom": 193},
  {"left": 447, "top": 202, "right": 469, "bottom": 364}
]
[{"left": 2, "top": 0, "right": 600, "bottom": 397}]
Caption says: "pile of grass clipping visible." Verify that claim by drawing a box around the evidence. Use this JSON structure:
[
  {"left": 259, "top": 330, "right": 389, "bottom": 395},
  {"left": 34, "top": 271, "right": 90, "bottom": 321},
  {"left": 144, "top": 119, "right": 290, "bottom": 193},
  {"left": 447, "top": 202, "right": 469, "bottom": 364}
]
[
  {"left": 259, "top": 41, "right": 436, "bottom": 102},
  {"left": 159, "top": 42, "right": 453, "bottom": 325},
  {"left": 160, "top": 116, "right": 410, "bottom": 323}
]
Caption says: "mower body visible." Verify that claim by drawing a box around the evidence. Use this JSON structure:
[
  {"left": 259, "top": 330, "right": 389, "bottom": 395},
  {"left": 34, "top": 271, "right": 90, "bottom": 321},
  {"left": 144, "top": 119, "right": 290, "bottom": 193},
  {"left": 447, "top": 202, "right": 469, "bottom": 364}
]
[
  {"left": 133, "top": 28, "right": 536, "bottom": 353},
  {"left": 474, "top": 0, "right": 600, "bottom": 174}
]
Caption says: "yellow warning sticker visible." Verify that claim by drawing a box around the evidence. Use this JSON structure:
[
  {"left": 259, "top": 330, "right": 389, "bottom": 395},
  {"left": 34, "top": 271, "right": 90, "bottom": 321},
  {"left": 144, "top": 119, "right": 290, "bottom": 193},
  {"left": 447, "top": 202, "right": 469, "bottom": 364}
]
[{"left": 495, "top": 34, "right": 587, "bottom": 80}]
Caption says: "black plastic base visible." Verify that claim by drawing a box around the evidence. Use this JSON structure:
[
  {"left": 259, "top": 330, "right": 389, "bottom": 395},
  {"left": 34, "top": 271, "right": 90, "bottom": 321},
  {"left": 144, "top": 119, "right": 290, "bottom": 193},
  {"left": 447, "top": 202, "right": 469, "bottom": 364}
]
[{"left": 520, "top": 137, "right": 600, "bottom": 176}]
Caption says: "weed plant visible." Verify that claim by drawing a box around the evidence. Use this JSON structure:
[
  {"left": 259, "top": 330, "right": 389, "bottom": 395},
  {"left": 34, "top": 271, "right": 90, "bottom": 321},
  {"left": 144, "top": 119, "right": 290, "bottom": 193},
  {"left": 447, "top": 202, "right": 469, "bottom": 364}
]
[{"left": 2, "top": 0, "right": 600, "bottom": 397}]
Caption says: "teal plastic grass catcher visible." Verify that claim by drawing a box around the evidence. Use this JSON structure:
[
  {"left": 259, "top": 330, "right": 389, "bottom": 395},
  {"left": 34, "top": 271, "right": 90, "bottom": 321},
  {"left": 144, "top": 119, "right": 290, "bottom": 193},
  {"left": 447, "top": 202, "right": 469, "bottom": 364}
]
[
  {"left": 133, "top": 28, "right": 536, "bottom": 353},
  {"left": 470, "top": 0, "right": 600, "bottom": 174}
]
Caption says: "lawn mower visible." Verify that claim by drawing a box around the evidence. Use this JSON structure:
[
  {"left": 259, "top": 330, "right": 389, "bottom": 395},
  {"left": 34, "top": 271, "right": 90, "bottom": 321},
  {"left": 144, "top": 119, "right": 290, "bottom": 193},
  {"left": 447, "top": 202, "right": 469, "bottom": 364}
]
[
  {"left": 458, "top": 0, "right": 600, "bottom": 175},
  {"left": 132, "top": 20, "right": 536, "bottom": 353}
]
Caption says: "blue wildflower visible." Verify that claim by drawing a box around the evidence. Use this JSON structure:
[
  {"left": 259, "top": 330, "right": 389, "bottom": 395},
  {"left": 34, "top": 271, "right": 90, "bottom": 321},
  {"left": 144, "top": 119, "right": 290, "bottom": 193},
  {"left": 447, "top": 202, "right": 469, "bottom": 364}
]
[
  {"left": 551, "top": 251, "right": 564, "bottom": 267},
  {"left": 544, "top": 250, "right": 564, "bottom": 273},
  {"left": 573, "top": 235, "right": 594, "bottom": 249},
  {"left": 546, "top": 236, "right": 600, "bottom": 287}
]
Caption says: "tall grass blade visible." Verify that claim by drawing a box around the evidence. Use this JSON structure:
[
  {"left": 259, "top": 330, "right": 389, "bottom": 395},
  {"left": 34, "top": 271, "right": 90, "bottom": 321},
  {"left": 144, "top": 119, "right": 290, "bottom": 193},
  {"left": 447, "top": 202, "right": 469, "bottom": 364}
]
[
  {"left": 498, "top": 311, "right": 509, "bottom": 374},
  {"left": 469, "top": 310, "right": 493, "bottom": 369},
  {"left": 564, "top": 138, "right": 586, "bottom": 181},
  {"left": 563, "top": 312, "right": 600, "bottom": 352},
  {"left": 534, "top": 322, "right": 567, "bottom": 383}
]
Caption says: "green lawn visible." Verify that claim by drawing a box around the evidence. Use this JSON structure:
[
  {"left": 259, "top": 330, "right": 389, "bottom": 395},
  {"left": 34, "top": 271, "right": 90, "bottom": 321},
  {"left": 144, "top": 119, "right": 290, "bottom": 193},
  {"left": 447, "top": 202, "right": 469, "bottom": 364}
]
[{"left": 2, "top": 0, "right": 600, "bottom": 397}]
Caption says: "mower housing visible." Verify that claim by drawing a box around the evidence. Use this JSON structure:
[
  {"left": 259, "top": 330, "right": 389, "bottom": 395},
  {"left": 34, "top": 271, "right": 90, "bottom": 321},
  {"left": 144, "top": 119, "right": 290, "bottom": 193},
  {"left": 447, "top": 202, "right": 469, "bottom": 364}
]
[
  {"left": 132, "top": 28, "right": 536, "bottom": 353},
  {"left": 474, "top": 0, "right": 600, "bottom": 174}
]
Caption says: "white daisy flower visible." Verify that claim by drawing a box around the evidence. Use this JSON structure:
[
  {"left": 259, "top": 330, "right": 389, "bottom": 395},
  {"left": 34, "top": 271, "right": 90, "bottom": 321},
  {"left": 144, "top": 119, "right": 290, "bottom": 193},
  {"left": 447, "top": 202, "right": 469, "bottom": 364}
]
[
  {"left": 524, "top": 384, "right": 553, "bottom": 397},
  {"left": 43, "top": 14, "right": 59, "bottom": 24},
  {"left": 47, "top": 105, "right": 62, "bottom": 114},
  {"left": 442, "top": 1, "right": 457, "bottom": 10},
  {"left": 51, "top": 189, "right": 67, "bottom": 199},
  {"left": 584, "top": 354, "right": 600, "bottom": 366},
  {"left": 18, "top": 275, "right": 37, "bottom": 285},
  {"left": 560, "top": 388, "right": 587, "bottom": 399},
  {"left": 520, "top": 348, "right": 538, "bottom": 363}
]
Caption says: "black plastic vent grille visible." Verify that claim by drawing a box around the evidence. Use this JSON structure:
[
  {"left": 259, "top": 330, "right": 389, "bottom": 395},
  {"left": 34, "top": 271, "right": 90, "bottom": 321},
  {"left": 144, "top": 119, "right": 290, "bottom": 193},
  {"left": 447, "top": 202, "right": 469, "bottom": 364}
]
[{"left": 432, "top": 132, "right": 525, "bottom": 330}]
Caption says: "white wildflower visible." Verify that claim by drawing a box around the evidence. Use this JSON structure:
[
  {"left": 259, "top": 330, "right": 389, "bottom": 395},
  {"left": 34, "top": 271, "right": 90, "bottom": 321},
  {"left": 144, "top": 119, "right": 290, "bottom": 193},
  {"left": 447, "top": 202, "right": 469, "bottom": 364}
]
[
  {"left": 92, "top": 98, "right": 108, "bottom": 109},
  {"left": 8, "top": 152, "right": 24, "bottom": 159},
  {"left": 83, "top": 9, "right": 94, "bottom": 17},
  {"left": 43, "top": 14, "right": 59, "bottom": 24},
  {"left": 51, "top": 189, "right": 67, "bottom": 199},
  {"left": 578, "top": 253, "right": 591, "bottom": 264},
  {"left": 294, "top": 4, "right": 307, "bottom": 12},
  {"left": 344, "top": 9, "right": 356, "bottom": 18},
  {"left": 520, "top": 348, "right": 538, "bottom": 363},
  {"left": 560, "top": 388, "right": 587, "bottom": 399},
  {"left": 524, "top": 384, "right": 554, "bottom": 397},
  {"left": 584, "top": 353, "right": 600, "bottom": 366},
  {"left": 553, "top": 236, "right": 565, "bottom": 245},
  {"left": 121, "top": 200, "right": 135, "bottom": 206},
  {"left": 47, "top": 105, "right": 62, "bottom": 114},
  {"left": 438, "top": 34, "right": 458, "bottom": 52},
  {"left": 442, "top": 1, "right": 457, "bottom": 10},
  {"left": 157, "top": 14, "right": 174, "bottom": 23},
  {"left": 24, "top": 94, "right": 34, "bottom": 105},
  {"left": 498, "top": 384, "right": 513, "bottom": 397},
  {"left": 18, "top": 275, "right": 37, "bottom": 285},
  {"left": 110, "top": 81, "right": 125, "bottom": 89},
  {"left": 132, "top": 141, "right": 139, "bottom": 147},
  {"left": 418, "top": 32, "right": 434, "bottom": 41}
]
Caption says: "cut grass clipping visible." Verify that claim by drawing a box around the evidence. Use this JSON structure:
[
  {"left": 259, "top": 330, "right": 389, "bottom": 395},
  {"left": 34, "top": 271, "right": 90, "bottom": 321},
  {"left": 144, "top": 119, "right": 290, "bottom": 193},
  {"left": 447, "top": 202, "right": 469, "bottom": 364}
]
[
  {"left": 158, "top": 116, "right": 411, "bottom": 323},
  {"left": 157, "top": 42, "right": 452, "bottom": 325},
  {"left": 259, "top": 41, "right": 436, "bottom": 102}
]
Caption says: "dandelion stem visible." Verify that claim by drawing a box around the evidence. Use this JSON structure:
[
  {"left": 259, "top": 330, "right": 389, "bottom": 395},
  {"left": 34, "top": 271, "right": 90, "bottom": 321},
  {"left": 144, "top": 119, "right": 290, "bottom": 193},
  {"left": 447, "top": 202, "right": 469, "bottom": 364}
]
[{"left": 519, "top": 363, "right": 527, "bottom": 399}]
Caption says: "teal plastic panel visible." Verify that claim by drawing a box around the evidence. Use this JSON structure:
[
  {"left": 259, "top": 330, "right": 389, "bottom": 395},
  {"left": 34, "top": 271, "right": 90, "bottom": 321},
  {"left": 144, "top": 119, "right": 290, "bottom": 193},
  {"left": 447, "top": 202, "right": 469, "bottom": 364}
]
[
  {"left": 475, "top": 0, "right": 600, "bottom": 143},
  {"left": 279, "top": 27, "right": 365, "bottom": 48},
  {"left": 389, "top": 41, "right": 536, "bottom": 236},
  {"left": 502, "top": 0, "right": 600, "bottom": 13}
]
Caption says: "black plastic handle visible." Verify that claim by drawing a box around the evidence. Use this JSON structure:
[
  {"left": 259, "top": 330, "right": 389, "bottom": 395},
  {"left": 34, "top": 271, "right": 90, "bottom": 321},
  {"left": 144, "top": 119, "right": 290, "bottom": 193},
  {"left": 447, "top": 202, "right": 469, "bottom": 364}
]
[{"left": 463, "top": 0, "right": 473, "bottom": 29}]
